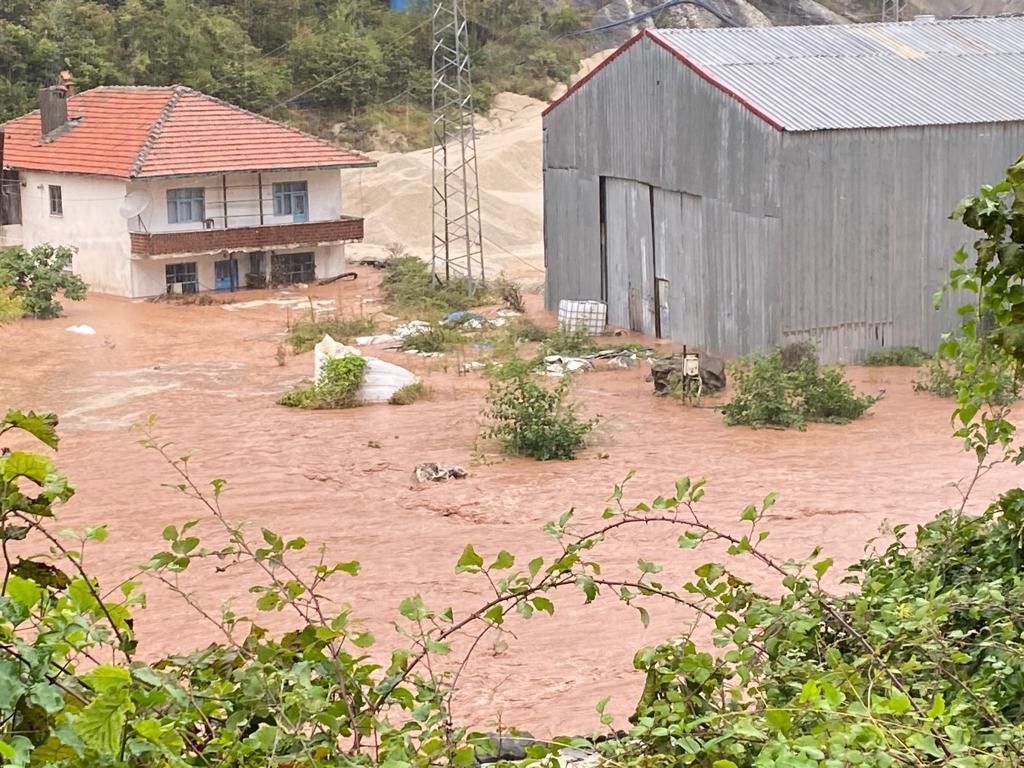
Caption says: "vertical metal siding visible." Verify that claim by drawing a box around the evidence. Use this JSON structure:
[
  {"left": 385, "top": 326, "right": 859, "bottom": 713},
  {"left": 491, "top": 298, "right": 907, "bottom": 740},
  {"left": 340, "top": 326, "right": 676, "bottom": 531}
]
[
  {"left": 779, "top": 122, "right": 1024, "bottom": 361},
  {"left": 543, "top": 37, "right": 782, "bottom": 356},
  {"left": 543, "top": 35, "right": 1024, "bottom": 361}
]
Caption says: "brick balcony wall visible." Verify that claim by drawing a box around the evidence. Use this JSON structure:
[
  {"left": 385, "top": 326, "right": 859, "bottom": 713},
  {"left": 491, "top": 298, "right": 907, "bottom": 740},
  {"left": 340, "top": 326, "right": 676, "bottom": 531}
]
[{"left": 130, "top": 217, "right": 364, "bottom": 257}]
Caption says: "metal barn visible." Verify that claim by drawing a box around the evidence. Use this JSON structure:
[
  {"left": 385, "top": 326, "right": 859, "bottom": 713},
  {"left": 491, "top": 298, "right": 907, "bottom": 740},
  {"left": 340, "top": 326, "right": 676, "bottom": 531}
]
[{"left": 542, "top": 17, "right": 1024, "bottom": 362}]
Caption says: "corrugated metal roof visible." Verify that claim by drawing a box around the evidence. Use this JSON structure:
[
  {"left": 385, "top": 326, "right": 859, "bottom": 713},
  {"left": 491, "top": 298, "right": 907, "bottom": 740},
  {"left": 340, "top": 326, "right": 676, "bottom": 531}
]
[{"left": 648, "top": 17, "right": 1024, "bottom": 131}]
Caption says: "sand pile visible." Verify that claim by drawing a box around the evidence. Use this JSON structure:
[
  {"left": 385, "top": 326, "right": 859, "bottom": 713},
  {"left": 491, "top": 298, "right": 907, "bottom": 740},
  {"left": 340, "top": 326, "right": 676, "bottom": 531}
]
[{"left": 345, "top": 50, "right": 615, "bottom": 278}]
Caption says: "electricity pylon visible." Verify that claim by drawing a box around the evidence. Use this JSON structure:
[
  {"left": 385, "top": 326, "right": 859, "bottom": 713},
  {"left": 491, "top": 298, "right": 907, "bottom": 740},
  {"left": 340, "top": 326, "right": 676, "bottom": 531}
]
[{"left": 430, "top": 0, "right": 485, "bottom": 294}]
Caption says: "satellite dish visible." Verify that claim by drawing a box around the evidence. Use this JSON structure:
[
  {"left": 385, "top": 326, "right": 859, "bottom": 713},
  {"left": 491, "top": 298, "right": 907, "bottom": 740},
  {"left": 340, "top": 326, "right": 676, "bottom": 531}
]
[{"left": 118, "top": 190, "right": 151, "bottom": 219}]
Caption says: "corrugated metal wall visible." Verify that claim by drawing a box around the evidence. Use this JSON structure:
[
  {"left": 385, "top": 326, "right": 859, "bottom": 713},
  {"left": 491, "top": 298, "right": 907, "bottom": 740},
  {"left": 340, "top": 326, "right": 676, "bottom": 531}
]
[
  {"left": 779, "top": 123, "right": 1024, "bottom": 360},
  {"left": 542, "top": 36, "right": 1024, "bottom": 361},
  {"left": 543, "top": 38, "right": 782, "bottom": 356}
]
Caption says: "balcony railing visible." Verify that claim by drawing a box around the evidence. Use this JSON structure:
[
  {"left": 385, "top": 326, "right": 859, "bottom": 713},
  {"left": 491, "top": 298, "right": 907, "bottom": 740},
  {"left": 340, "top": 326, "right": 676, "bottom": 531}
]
[{"left": 129, "top": 216, "right": 364, "bottom": 258}]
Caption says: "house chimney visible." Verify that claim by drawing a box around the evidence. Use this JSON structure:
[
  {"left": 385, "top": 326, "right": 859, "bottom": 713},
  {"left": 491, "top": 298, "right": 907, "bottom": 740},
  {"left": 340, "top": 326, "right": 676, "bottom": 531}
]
[{"left": 39, "top": 86, "right": 69, "bottom": 141}]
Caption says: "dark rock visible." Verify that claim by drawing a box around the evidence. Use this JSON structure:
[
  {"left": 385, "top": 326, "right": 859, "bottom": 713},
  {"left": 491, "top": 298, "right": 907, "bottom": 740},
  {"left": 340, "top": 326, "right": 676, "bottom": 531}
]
[
  {"left": 648, "top": 351, "right": 726, "bottom": 395},
  {"left": 475, "top": 731, "right": 535, "bottom": 764}
]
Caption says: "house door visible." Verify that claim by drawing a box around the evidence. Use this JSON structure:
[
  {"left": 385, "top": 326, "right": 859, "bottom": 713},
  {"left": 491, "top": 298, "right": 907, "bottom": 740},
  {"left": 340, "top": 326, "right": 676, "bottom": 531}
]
[
  {"left": 214, "top": 258, "right": 238, "bottom": 291},
  {"left": 602, "top": 178, "right": 657, "bottom": 337}
]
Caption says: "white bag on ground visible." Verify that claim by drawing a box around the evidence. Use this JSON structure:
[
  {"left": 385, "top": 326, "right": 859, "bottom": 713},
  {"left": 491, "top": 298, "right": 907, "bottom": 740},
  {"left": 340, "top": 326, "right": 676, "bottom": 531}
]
[{"left": 313, "top": 334, "right": 418, "bottom": 403}]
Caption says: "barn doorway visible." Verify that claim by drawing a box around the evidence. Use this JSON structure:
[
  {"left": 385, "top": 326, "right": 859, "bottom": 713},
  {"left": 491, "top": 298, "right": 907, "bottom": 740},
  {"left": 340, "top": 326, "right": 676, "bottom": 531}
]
[{"left": 600, "top": 177, "right": 662, "bottom": 338}]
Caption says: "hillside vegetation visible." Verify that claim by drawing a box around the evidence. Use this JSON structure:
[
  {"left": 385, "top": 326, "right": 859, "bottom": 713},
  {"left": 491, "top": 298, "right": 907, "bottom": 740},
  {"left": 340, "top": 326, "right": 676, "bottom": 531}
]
[{"left": 0, "top": 0, "right": 584, "bottom": 148}]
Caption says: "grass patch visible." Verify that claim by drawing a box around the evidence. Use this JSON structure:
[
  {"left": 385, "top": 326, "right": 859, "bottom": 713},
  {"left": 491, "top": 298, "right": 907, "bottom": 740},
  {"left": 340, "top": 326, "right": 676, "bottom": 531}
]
[
  {"left": 862, "top": 346, "right": 929, "bottom": 366},
  {"left": 279, "top": 355, "right": 367, "bottom": 409},
  {"left": 539, "top": 324, "right": 595, "bottom": 357},
  {"left": 381, "top": 256, "right": 495, "bottom": 319},
  {"left": 399, "top": 325, "right": 464, "bottom": 354},
  {"left": 389, "top": 381, "right": 426, "bottom": 405},
  {"left": 287, "top": 313, "right": 376, "bottom": 354},
  {"left": 722, "top": 343, "right": 878, "bottom": 429}
]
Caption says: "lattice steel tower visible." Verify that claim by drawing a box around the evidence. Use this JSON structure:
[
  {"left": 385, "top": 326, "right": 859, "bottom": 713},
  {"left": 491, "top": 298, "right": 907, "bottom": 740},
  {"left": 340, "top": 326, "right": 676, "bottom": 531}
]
[
  {"left": 431, "top": 0, "right": 485, "bottom": 294},
  {"left": 880, "top": 0, "right": 902, "bottom": 21}
]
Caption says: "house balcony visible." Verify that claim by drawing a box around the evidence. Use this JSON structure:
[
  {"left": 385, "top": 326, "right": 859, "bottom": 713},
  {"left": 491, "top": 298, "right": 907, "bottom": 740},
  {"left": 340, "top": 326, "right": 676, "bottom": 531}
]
[{"left": 129, "top": 216, "right": 364, "bottom": 258}]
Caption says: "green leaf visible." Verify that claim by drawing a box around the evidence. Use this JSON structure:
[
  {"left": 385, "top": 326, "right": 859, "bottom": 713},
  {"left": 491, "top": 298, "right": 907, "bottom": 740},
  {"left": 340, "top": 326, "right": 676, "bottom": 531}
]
[
  {"left": 713, "top": 761, "right": 738, "bottom": 768},
  {"left": 455, "top": 545, "right": 484, "bottom": 573},
  {"left": 927, "top": 693, "right": 946, "bottom": 718},
  {"left": 812, "top": 557, "right": 833, "bottom": 579},
  {"left": 84, "top": 665, "right": 130, "bottom": 693},
  {"left": 740, "top": 504, "right": 757, "bottom": 522},
  {"left": 5, "top": 575, "right": 41, "bottom": 608},
  {"left": 76, "top": 690, "right": 132, "bottom": 755},
  {"left": 765, "top": 708, "right": 792, "bottom": 733},
  {"left": 0, "top": 735, "right": 32, "bottom": 768},
  {"left": 489, "top": 550, "right": 515, "bottom": 570},
  {"left": 886, "top": 692, "right": 911, "bottom": 715},
  {"left": 399, "top": 594, "right": 428, "bottom": 621},
  {"left": 0, "top": 659, "right": 28, "bottom": 710},
  {"left": 352, "top": 631, "right": 375, "bottom": 648},
  {"left": 638, "top": 559, "right": 662, "bottom": 574},
  {"left": 528, "top": 557, "right": 544, "bottom": 578},
  {"left": 2, "top": 452, "right": 52, "bottom": 484},
  {"left": 678, "top": 531, "right": 702, "bottom": 549},
  {"left": 637, "top": 606, "right": 650, "bottom": 627},
  {"left": 575, "top": 575, "right": 598, "bottom": 604},
  {"left": 2, "top": 410, "right": 59, "bottom": 449},
  {"left": 532, "top": 596, "right": 555, "bottom": 615},
  {"left": 28, "top": 682, "right": 64, "bottom": 714}
]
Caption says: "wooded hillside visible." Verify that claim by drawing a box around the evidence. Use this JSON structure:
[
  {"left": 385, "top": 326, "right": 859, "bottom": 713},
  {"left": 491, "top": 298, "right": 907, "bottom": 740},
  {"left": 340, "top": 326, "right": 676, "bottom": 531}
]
[{"left": 0, "top": 0, "right": 584, "bottom": 147}]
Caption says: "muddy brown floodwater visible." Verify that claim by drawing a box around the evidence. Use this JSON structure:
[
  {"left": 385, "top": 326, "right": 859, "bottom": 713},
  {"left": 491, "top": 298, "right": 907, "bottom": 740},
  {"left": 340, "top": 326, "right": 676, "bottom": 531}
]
[{"left": 0, "top": 269, "right": 1019, "bottom": 738}]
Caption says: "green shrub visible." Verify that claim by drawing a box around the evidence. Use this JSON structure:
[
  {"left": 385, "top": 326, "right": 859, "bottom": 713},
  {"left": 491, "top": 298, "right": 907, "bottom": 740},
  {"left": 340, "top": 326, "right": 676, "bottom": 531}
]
[
  {"left": 914, "top": 337, "right": 1020, "bottom": 405},
  {"left": 279, "top": 355, "right": 367, "bottom": 409},
  {"left": 484, "top": 370, "right": 595, "bottom": 460},
  {"left": 287, "top": 313, "right": 376, "bottom": 354},
  {"left": 399, "top": 324, "right": 463, "bottom": 353},
  {"left": 0, "top": 244, "right": 88, "bottom": 318},
  {"left": 389, "top": 381, "right": 425, "bottom": 406},
  {"left": 721, "top": 349, "right": 805, "bottom": 429},
  {"left": 381, "top": 256, "right": 494, "bottom": 318},
  {"left": 861, "top": 345, "right": 929, "bottom": 366},
  {"left": 539, "top": 324, "right": 594, "bottom": 357},
  {"left": 0, "top": 288, "right": 22, "bottom": 324},
  {"left": 722, "top": 345, "right": 877, "bottom": 429}
]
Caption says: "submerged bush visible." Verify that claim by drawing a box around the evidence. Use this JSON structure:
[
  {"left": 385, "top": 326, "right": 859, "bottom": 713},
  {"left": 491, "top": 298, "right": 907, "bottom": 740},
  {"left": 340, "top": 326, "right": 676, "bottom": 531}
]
[
  {"left": 399, "top": 324, "right": 463, "bottom": 353},
  {"left": 390, "top": 381, "right": 426, "bottom": 406},
  {"left": 279, "top": 355, "right": 367, "bottom": 409},
  {"left": 861, "top": 345, "right": 929, "bottom": 366},
  {"left": 484, "top": 365, "right": 595, "bottom": 460},
  {"left": 914, "top": 336, "right": 1020, "bottom": 405},
  {"left": 287, "top": 313, "right": 376, "bottom": 354},
  {"left": 722, "top": 344, "right": 877, "bottom": 429},
  {"left": 381, "top": 256, "right": 493, "bottom": 317},
  {"left": 0, "top": 244, "right": 88, "bottom": 318},
  {"left": 539, "top": 323, "right": 594, "bottom": 357}
]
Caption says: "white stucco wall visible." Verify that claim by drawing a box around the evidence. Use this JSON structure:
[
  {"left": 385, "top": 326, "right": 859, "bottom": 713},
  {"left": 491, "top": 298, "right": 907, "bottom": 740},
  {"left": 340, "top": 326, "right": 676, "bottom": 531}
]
[
  {"left": 128, "top": 169, "right": 344, "bottom": 233},
  {"left": 12, "top": 168, "right": 350, "bottom": 298},
  {"left": 130, "top": 244, "right": 346, "bottom": 297},
  {"left": 17, "top": 171, "right": 131, "bottom": 295}
]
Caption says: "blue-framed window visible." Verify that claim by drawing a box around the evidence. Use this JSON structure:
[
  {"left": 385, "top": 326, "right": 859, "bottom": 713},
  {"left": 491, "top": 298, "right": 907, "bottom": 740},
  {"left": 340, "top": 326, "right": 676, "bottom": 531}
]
[
  {"left": 166, "top": 188, "right": 205, "bottom": 224},
  {"left": 272, "top": 181, "right": 308, "bottom": 222}
]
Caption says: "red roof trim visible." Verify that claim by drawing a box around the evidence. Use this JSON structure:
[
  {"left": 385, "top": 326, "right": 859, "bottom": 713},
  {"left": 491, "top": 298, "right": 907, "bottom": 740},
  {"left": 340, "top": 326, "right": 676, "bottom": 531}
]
[
  {"left": 541, "top": 29, "right": 647, "bottom": 118},
  {"left": 543, "top": 28, "right": 786, "bottom": 132}
]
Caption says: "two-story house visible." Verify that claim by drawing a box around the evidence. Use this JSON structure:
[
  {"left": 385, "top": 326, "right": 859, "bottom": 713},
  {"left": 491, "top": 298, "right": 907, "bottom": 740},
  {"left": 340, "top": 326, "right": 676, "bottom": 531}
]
[{"left": 0, "top": 84, "right": 375, "bottom": 297}]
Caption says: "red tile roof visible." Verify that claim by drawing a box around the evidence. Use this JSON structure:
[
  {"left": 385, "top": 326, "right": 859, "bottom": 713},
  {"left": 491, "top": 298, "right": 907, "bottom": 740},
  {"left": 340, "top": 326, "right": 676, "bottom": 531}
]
[{"left": 1, "top": 86, "right": 374, "bottom": 178}]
